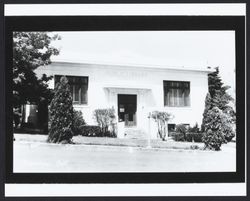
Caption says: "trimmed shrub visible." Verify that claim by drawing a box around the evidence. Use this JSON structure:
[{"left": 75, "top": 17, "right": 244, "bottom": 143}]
[
  {"left": 186, "top": 132, "right": 204, "bottom": 142},
  {"left": 47, "top": 76, "right": 74, "bottom": 143},
  {"left": 171, "top": 132, "right": 185, "bottom": 142},
  {"left": 80, "top": 125, "right": 102, "bottom": 137},
  {"left": 202, "top": 107, "right": 234, "bottom": 150},
  {"left": 188, "top": 123, "right": 200, "bottom": 133},
  {"left": 172, "top": 124, "right": 203, "bottom": 142},
  {"left": 72, "top": 110, "right": 86, "bottom": 136},
  {"left": 151, "top": 111, "right": 173, "bottom": 141},
  {"left": 93, "top": 108, "right": 117, "bottom": 137},
  {"left": 171, "top": 132, "right": 203, "bottom": 143},
  {"left": 76, "top": 125, "right": 117, "bottom": 138},
  {"left": 175, "top": 124, "right": 188, "bottom": 141}
]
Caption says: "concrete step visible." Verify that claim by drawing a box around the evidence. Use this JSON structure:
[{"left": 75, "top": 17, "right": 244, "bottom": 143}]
[{"left": 124, "top": 128, "right": 148, "bottom": 139}]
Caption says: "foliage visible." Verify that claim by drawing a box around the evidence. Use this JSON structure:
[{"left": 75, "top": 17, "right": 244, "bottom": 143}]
[
  {"left": 190, "top": 145, "right": 200, "bottom": 150},
  {"left": 175, "top": 124, "right": 188, "bottom": 141},
  {"left": 208, "top": 67, "right": 224, "bottom": 99},
  {"left": 47, "top": 76, "right": 74, "bottom": 143},
  {"left": 72, "top": 110, "right": 86, "bottom": 136},
  {"left": 93, "top": 108, "right": 117, "bottom": 137},
  {"left": 206, "top": 67, "right": 235, "bottom": 121},
  {"left": 201, "top": 67, "right": 236, "bottom": 147},
  {"left": 188, "top": 123, "right": 200, "bottom": 133},
  {"left": 79, "top": 125, "right": 102, "bottom": 137},
  {"left": 171, "top": 132, "right": 203, "bottom": 142},
  {"left": 186, "top": 133, "right": 203, "bottom": 142},
  {"left": 151, "top": 111, "right": 173, "bottom": 141},
  {"left": 202, "top": 107, "right": 235, "bottom": 151},
  {"left": 201, "top": 93, "right": 213, "bottom": 132},
  {"left": 13, "top": 32, "right": 60, "bottom": 108},
  {"left": 75, "top": 125, "right": 116, "bottom": 137},
  {"left": 171, "top": 132, "right": 185, "bottom": 142}
]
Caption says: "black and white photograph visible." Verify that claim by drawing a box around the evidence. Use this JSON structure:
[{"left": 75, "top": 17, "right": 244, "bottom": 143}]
[
  {"left": 2, "top": 2, "right": 247, "bottom": 198},
  {"left": 12, "top": 31, "right": 237, "bottom": 173}
]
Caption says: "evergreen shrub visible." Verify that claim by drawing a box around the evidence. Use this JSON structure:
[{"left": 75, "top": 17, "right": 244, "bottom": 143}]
[
  {"left": 202, "top": 107, "right": 234, "bottom": 150},
  {"left": 47, "top": 76, "right": 74, "bottom": 143}
]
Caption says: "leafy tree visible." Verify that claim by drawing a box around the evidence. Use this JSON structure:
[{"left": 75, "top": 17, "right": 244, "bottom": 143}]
[
  {"left": 151, "top": 111, "right": 173, "bottom": 141},
  {"left": 202, "top": 107, "right": 235, "bottom": 151},
  {"left": 93, "top": 108, "right": 116, "bottom": 137},
  {"left": 13, "top": 32, "right": 60, "bottom": 108},
  {"left": 47, "top": 76, "right": 74, "bottom": 143}
]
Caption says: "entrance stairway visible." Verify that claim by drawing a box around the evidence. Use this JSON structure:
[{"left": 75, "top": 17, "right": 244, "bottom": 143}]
[{"left": 124, "top": 127, "right": 148, "bottom": 139}]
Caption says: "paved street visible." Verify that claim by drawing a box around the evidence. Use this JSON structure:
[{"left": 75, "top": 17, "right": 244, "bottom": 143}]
[{"left": 14, "top": 140, "right": 236, "bottom": 173}]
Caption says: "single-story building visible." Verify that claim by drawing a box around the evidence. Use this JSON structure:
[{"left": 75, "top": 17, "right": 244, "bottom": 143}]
[{"left": 34, "top": 60, "right": 211, "bottom": 139}]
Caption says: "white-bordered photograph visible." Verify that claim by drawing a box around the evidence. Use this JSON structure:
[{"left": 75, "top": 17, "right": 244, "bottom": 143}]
[
  {"left": 13, "top": 30, "right": 236, "bottom": 173},
  {"left": 3, "top": 2, "right": 247, "bottom": 198}
]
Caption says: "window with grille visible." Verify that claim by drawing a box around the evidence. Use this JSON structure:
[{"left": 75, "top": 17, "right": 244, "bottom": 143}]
[
  {"left": 164, "top": 81, "right": 190, "bottom": 107},
  {"left": 55, "top": 75, "right": 88, "bottom": 105}
]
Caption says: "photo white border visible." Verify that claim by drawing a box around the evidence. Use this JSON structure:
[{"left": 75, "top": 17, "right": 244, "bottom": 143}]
[
  {"left": 4, "top": 3, "right": 247, "bottom": 197},
  {"left": 5, "top": 3, "right": 246, "bottom": 16},
  {"left": 4, "top": 183, "right": 246, "bottom": 197}
]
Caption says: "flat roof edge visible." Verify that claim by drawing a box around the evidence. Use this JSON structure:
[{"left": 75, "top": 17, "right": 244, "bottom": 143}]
[{"left": 50, "top": 60, "right": 213, "bottom": 73}]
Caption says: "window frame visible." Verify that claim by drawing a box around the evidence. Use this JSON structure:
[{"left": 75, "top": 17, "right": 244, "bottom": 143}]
[{"left": 163, "top": 80, "right": 191, "bottom": 107}]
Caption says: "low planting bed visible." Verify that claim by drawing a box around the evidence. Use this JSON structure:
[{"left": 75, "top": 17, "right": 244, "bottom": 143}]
[
  {"left": 75, "top": 125, "right": 116, "bottom": 138},
  {"left": 14, "top": 133, "right": 205, "bottom": 150}
]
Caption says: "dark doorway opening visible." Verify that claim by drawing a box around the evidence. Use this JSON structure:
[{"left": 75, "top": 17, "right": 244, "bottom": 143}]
[{"left": 118, "top": 94, "right": 137, "bottom": 127}]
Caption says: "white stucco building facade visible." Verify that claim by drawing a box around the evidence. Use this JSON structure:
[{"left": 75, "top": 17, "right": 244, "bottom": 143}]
[{"left": 36, "top": 61, "right": 211, "bottom": 139}]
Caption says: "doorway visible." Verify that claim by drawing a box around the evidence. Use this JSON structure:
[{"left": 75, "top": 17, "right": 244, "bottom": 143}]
[{"left": 118, "top": 94, "right": 137, "bottom": 127}]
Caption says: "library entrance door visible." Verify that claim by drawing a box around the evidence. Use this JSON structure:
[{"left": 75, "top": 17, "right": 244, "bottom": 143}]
[{"left": 118, "top": 94, "right": 137, "bottom": 127}]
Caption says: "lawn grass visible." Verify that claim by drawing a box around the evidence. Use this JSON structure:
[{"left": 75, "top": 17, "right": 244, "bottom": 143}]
[{"left": 15, "top": 133, "right": 205, "bottom": 150}]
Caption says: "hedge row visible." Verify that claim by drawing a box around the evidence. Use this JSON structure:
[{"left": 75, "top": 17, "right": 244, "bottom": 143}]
[
  {"left": 75, "top": 125, "right": 116, "bottom": 138},
  {"left": 170, "top": 132, "right": 204, "bottom": 142}
]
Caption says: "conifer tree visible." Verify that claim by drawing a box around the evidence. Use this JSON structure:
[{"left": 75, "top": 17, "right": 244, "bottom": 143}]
[
  {"left": 47, "top": 76, "right": 74, "bottom": 143},
  {"left": 202, "top": 107, "right": 234, "bottom": 150},
  {"left": 208, "top": 67, "right": 223, "bottom": 99},
  {"left": 201, "top": 93, "right": 212, "bottom": 132},
  {"left": 201, "top": 67, "right": 235, "bottom": 145},
  {"left": 208, "top": 67, "right": 234, "bottom": 111}
]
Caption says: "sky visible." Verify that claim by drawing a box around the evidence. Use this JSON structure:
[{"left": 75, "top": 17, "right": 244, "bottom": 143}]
[{"left": 51, "top": 31, "right": 235, "bottom": 98}]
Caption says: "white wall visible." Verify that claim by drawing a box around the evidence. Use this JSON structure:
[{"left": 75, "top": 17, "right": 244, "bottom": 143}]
[{"left": 35, "top": 62, "right": 209, "bottom": 134}]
